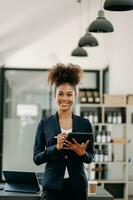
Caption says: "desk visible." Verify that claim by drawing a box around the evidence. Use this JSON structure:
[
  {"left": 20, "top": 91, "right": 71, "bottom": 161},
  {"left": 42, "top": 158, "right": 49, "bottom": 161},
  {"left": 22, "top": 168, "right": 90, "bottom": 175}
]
[
  {"left": 0, "top": 186, "right": 113, "bottom": 200},
  {"left": 88, "top": 187, "right": 113, "bottom": 200}
]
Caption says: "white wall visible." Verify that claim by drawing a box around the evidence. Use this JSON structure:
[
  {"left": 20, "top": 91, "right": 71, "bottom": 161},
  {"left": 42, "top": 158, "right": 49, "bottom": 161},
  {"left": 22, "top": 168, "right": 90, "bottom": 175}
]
[
  {"left": 109, "top": 11, "right": 133, "bottom": 94},
  {"left": 4, "top": 0, "right": 110, "bottom": 70},
  {"left": 4, "top": 0, "right": 133, "bottom": 94}
]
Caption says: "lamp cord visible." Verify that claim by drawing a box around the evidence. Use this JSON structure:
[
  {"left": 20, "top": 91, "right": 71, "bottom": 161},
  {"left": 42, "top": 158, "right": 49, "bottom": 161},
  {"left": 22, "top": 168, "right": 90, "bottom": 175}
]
[
  {"left": 79, "top": 0, "right": 82, "bottom": 38},
  {"left": 101, "top": 0, "right": 103, "bottom": 10}
]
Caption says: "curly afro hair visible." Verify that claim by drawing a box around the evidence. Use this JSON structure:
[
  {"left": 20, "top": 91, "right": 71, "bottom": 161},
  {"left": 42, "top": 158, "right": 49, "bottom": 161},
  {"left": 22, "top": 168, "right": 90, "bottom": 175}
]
[{"left": 48, "top": 63, "right": 83, "bottom": 87}]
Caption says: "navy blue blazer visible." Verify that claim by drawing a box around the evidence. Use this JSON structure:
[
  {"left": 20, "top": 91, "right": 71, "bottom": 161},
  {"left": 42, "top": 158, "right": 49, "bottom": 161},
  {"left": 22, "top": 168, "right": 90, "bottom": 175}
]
[{"left": 33, "top": 112, "right": 94, "bottom": 190}]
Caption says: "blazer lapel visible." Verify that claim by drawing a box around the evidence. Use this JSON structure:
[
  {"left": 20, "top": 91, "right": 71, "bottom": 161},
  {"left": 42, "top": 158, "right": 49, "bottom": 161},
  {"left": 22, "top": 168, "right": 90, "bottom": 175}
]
[
  {"left": 72, "top": 113, "right": 78, "bottom": 132},
  {"left": 44, "top": 112, "right": 61, "bottom": 142},
  {"left": 52, "top": 112, "right": 61, "bottom": 135}
]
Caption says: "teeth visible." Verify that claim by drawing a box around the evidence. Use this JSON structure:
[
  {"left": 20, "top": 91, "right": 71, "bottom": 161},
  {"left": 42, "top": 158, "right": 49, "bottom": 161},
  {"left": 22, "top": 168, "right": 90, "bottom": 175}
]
[{"left": 61, "top": 103, "right": 68, "bottom": 106}]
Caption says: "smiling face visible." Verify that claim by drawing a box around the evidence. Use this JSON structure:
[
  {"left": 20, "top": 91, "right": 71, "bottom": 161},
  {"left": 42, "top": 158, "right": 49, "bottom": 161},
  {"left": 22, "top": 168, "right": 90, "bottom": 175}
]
[{"left": 55, "top": 83, "right": 76, "bottom": 112}]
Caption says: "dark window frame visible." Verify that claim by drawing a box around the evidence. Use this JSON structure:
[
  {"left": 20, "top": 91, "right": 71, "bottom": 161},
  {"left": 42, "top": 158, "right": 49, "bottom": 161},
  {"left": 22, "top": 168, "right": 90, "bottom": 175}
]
[
  {"left": 0, "top": 67, "right": 5, "bottom": 181},
  {"left": 103, "top": 67, "right": 109, "bottom": 94},
  {"left": 83, "top": 69, "right": 100, "bottom": 91},
  {"left": 0, "top": 67, "right": 100, "bottom": 180},
  {"left": 0, "top": 67, "right": 48, "bottom": 181}
]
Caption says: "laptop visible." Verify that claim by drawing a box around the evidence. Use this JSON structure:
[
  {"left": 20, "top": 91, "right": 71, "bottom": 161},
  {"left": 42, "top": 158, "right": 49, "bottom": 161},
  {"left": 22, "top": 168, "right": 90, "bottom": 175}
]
[{"left": 3, "top": 171, "right": 40, "bottom": 193}]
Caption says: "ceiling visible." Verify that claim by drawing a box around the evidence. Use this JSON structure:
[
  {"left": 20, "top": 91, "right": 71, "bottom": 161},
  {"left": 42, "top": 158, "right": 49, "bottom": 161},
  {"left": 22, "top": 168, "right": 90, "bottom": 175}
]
[
  {"left": 0, "top": 0, "right": 79, "bottom": 62},
  {"left": 1, "top": 0, "right": 133, "bottom": 69}
]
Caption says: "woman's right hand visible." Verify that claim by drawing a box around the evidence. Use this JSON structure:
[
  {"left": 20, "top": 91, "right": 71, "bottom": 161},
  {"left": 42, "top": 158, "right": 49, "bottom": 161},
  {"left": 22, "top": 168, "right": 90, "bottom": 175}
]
[{"left": 56, "top": 132, "right": 67, "bottom": 150}]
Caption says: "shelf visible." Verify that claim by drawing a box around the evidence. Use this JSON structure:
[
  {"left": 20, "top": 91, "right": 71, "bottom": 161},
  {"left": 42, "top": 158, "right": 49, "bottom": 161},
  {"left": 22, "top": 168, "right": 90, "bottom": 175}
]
[
  {"left": 76, "top": 100, "right": 133, "bottom": 199},
  {"left": 113, "top": 199, "right": 125, "bottom": 200},
  {"left": 94, "top": 162, "right": 127, "bottom": 164},
  {"left": 77, "top": 103, "right": 133, "bottom": 108},
  {"left": 78, "top": 104, "right": 127, "bottom": 107},
  {"left": 104, "top": 105, "right": 126, "bottom": 108},
  {"left": 94, "top": 142, "right": 111, "bottom": 145},
  {"left": 94, "top": 142, "right": 127, "bottom": 145},
  {"left": 92, "top": 123, "right": 126, "bottom": 126},
  {"left": 128, "top": 181, "right": 133, "bottom": 183},
  {"left": 102, "top": 123, "right": 126, "bottom": 125},
  {"left": 79, "top": 104, "right": 102, "bottom": 107},
  {"left": 97, "top": 180, "right": 126, "bottom": 183},
  {"left": 126, "top": 123, "right": 133, "bottom": 125}
]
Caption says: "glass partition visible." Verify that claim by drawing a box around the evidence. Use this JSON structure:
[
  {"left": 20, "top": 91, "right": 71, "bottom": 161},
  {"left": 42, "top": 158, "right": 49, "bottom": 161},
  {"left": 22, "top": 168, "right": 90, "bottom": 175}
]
[
  {"left": 1, "top": 68, "right": 100, "bottom": 178},
  {"left": 2, "top": 69, "right": 51, "bottom": 174}
]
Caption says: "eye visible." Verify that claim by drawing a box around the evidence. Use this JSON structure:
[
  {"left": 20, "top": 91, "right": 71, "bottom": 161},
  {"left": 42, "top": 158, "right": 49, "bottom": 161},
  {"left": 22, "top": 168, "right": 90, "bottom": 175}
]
[
  {"left": 67, "top": 93, "right": 73, "bottom": 96},
  {"left": 58, "top": 92, "right": 63, "bottom": 96}
]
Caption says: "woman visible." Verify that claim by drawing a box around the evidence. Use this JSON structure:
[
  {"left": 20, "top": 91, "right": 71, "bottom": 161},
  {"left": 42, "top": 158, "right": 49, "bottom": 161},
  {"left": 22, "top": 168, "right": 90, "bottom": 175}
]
[{"left": 33, "top": 63, "right": 94, "bottom": 200}]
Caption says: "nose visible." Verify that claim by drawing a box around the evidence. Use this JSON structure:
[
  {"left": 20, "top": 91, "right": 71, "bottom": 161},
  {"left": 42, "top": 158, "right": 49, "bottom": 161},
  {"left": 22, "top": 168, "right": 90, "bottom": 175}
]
[{"left": 62, "top": 95, "right": 68, "bottom": 100}]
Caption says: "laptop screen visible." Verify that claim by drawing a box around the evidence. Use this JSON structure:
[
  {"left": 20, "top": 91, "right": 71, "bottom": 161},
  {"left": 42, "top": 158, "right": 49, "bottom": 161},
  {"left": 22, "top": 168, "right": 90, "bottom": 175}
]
[{"left": 3, "top": 171, "right": 40, "bottom": 193}]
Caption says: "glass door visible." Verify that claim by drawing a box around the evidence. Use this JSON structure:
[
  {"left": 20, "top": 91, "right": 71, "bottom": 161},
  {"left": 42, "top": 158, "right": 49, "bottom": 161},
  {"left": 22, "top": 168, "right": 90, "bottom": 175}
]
[
  {"left": 0, "top": 68, "right": 4, "bottom": 178},
  {"left": 2, "top": 69, "right": 52, "bottom": 174}
]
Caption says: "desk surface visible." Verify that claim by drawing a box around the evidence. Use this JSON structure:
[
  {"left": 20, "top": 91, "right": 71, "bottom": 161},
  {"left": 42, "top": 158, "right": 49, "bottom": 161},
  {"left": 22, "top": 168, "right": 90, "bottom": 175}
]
[
  {"left": 0, "top": 185, "right": 113, "bottom": 200},
  {"left": 88, "top": 187, "right": 113, "bottom": 200}
]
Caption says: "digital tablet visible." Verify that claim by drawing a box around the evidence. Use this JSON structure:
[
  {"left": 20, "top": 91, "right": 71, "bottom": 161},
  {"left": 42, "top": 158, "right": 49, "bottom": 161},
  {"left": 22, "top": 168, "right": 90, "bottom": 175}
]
[{"left": 66, "top": 132, "right": 93, "bottom": 144}]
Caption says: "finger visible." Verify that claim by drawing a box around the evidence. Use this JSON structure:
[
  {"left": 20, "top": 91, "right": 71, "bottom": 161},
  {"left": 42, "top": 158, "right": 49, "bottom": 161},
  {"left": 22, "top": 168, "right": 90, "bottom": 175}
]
[
  {"left": 57, "top": 140, "right": 65, "bottom": 145},
  {"left": 72, "top": 138, "right": 78, "bottom": 144},
  {"left": 58, "top": 137, "right": 66, "bottom": 141},
  {"left": 65, "top": 140, "right": 72, "bottom": 145},
  {"left": 58, "top": 134, "right": 66, "bottom": 137},
  {"left": 58, "top": 135, "right": 67, "bottom": 140},
  {"left": 61, "top": 132, "right": 68, "bottom": 136},
  {"left": 84, "top": 140, "right": 90, "bottom": 148},
  {"left": 63, "top": 144, "right": 71, "bottom": 148},
  {"left": 85, "top": 140, "right": 90, "bottom": 146},
  {"left": 63, "top": 142, "right": 72, "bottom": 148},
  {"left": 58, "top": 133, "right": 67, "bottom": 138},
  {"left": 62, "top": 147, "right": 72, "bottom": 150}
]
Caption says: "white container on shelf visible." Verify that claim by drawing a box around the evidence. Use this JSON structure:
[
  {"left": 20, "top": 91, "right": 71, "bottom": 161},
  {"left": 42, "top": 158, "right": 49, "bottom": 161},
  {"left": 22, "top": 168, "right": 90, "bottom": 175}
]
[
  {"left": 89, "top": 163, "right": 96, "bottom": 180},
  {"left": 99, "top": 150, "right": 104, "bottom": 162},
  {"left": 107, "top": 112, "right": 112, "bottom": 123},
  {"left": 117, "top": 112, "right": 122, "bottom": 124},
  {"left": 94, "top": 150, "right": 99, "bottom": 162}
]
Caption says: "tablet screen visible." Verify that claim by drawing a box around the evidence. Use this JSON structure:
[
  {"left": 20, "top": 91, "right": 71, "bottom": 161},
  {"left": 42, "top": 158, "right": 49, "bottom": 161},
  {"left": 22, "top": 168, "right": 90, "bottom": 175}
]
[{"left": 66, "top": 132, "right": 93, "bottom": 144}]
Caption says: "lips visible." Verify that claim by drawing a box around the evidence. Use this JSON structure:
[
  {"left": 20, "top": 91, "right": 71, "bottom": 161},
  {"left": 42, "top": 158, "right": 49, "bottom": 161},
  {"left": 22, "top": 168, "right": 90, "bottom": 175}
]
[
  {"left": 60, "top": 103, "right": 68, "bottom": 106},
  {"left": 59, "top": 101, "right": 69, "bottom": 106}
]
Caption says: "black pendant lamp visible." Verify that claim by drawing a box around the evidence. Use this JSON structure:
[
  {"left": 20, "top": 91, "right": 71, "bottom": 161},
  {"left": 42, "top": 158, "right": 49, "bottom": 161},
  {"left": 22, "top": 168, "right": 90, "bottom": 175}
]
[
  {"left": 88, "top": 10, "right": 114, "bottom": 33},
  {"left": 104, "top": 0, "right": 133, "bottom": 11},
  {"left": 78, "top": 32, "right": 98, "bottom": 47},
  {"left": 71, "top": 46, "right": 88, "bottom": 57}
]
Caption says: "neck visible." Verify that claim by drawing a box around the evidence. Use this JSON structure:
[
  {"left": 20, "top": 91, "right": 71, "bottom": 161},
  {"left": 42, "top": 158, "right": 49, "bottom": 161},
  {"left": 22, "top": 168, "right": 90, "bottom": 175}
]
[{"left": 58, "top": 110, "right": 72, "bottom": 120}]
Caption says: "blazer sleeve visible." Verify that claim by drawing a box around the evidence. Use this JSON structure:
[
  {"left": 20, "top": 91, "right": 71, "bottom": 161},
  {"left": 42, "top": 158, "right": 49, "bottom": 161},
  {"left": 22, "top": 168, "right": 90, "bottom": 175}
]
[
  {"left": 33, "top": 119, "right": 60, "bottom": 165},
  {"left": 80, "top": 119, "right": 95, "bottom": 164}
]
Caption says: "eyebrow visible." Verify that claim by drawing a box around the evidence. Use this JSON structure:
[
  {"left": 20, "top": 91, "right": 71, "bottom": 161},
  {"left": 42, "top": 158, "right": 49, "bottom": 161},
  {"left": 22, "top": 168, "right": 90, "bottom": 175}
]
[{"left": 58, "top": 91, "right": 73, "bottom": 94}]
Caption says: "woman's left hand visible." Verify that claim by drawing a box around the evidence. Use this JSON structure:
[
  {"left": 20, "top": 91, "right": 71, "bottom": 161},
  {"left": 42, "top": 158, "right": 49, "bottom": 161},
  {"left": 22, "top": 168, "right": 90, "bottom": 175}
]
[{"left": 63, "top": 139, "right": 89, "bottom": 156}]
